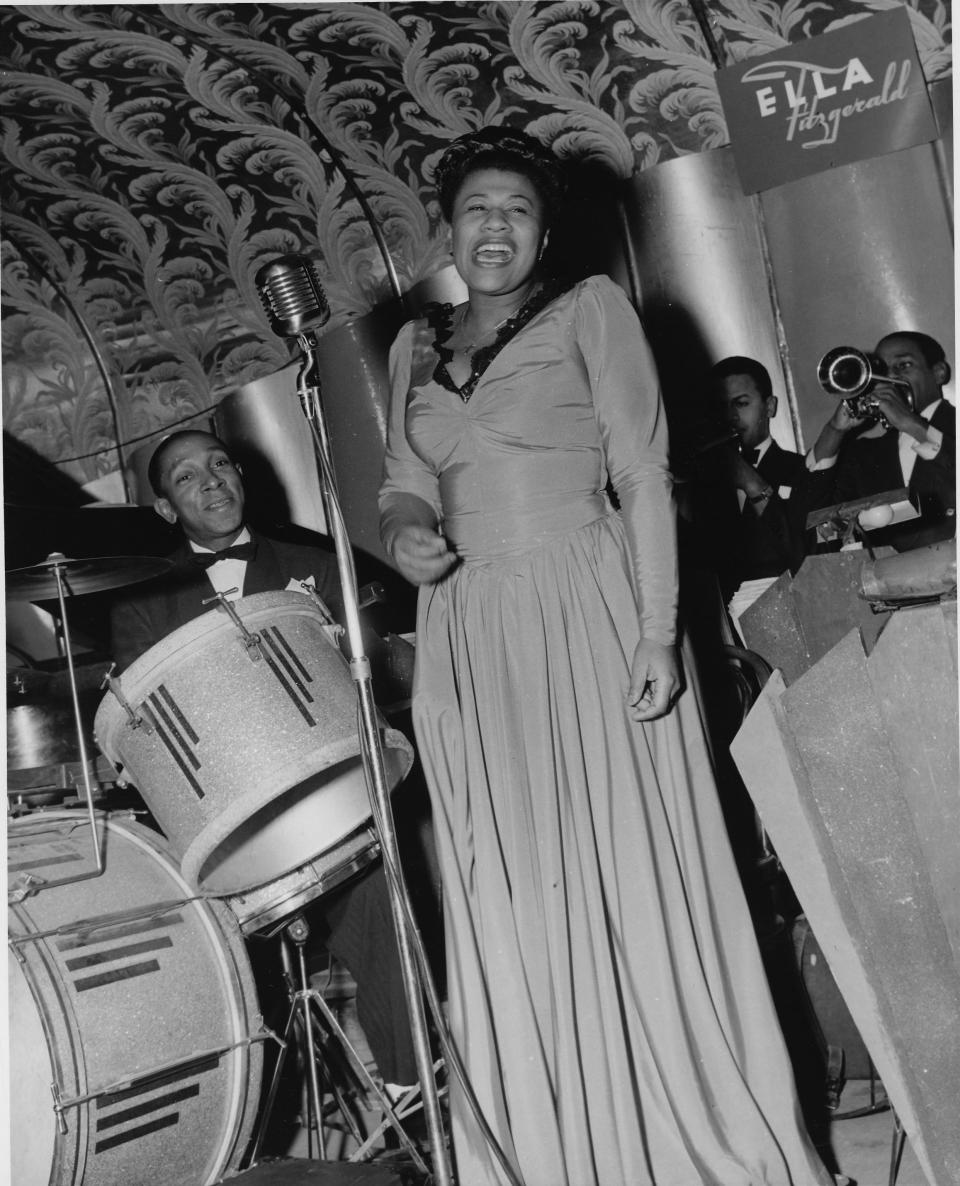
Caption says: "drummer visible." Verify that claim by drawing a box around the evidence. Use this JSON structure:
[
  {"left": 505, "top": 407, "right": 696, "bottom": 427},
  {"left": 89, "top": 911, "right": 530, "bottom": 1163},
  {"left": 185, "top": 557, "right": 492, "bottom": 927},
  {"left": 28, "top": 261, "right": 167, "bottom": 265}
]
[
  {"left": 110, "top": 429, "right": 343, "bottom": 667},
  {"left": 110, "top": 429, "right": 419, "bottom": 1095}
]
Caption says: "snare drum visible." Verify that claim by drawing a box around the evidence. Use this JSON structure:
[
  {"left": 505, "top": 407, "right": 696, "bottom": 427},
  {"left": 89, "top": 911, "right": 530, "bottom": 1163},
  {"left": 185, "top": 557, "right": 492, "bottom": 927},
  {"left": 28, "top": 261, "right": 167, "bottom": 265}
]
[
  {"left": 94, "top": 591, "right": 414, "bottom": 895},
  {"left": 8, "top": 811, "right": 264, "bottom": 1186},
  {"left": 227, "top": 824, "right": 381, "bottom": 937}
]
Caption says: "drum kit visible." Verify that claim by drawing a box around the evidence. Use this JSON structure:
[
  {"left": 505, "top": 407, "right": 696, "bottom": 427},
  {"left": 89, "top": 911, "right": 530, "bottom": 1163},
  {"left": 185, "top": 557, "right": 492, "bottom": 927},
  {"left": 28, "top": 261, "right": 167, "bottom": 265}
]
[{"left": 6, "top": 551, "right": 430, "bottom": 1185}]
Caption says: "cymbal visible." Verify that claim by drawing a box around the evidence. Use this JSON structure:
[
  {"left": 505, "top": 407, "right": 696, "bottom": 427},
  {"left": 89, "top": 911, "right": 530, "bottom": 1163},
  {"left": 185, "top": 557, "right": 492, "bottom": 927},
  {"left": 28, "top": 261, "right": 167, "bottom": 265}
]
[{"left": 5, "top": 552, "right": 173, "bottom": 601}]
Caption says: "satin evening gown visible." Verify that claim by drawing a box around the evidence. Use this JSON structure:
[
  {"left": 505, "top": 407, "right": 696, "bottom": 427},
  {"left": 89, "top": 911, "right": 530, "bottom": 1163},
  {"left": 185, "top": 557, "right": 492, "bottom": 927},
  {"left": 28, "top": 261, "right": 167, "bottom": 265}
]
[{"left": 379, "top": 275, "right": 832, "bottom": 1186}]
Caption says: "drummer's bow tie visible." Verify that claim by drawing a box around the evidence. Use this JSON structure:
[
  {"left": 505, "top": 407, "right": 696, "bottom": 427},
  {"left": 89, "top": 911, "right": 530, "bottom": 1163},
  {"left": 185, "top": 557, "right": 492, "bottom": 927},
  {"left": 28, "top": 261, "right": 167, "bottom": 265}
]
[{"left": 191, "top": 542, "right": 257, "bottom": 569}]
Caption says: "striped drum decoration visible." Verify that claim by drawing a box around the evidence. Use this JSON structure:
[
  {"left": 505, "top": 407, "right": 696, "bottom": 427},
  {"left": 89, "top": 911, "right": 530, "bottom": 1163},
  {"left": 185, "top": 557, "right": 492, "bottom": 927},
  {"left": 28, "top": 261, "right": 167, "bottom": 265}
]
[
  {"left": 94, "top": 591, "right": 413, "bottom": 896},
  {"left": 8, "top": 811, "right": 264, "bottom": 1185}
]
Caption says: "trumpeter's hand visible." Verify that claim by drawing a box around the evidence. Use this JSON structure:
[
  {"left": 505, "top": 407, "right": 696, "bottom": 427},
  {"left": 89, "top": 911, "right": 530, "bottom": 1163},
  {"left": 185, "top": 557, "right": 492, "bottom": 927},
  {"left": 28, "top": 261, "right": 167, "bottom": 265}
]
[{"left": 871, "top": 384, "right": 925, "bottom": 437}]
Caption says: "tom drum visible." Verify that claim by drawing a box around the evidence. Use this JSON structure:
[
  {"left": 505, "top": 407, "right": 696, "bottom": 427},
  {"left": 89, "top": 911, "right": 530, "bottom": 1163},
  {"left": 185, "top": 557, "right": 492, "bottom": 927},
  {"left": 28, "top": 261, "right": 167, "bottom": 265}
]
[{"left": 94, "top": 591, "right": 414, "bottom": 895}]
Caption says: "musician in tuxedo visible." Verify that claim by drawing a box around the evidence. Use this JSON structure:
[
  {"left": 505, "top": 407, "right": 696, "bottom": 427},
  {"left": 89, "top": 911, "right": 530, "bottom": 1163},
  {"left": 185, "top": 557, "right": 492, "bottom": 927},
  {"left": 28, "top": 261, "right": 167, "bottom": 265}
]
[
  {"left": 110, "top": 432, "right": 343, "bottom": 666},
  {"left": 807, "top": 331, "right": 956, "bottom": 551},
  {"left": 685, "top": 357, "right": 815, "bottom": 621},
  {"left": 110, "top": 429, "right": 417, "bottom": 1091}
]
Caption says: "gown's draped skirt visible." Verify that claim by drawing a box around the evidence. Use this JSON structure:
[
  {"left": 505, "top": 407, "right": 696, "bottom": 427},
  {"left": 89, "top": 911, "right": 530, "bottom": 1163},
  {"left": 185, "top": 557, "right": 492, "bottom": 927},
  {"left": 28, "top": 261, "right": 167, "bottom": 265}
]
[{"left": 413, "top": 512, "right": 831, "bottom": 1186}]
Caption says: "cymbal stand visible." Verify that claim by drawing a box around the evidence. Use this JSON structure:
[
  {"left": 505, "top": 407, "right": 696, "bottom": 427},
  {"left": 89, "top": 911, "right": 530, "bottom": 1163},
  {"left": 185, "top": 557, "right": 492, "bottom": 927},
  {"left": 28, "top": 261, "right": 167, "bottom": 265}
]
[
  {"left": 294, "top": 334, "right": 453, "bottom": 1186},
  {"left": 8, "top": 554, "right": 104, "bottom": 902},
  {"left": 248, "top": 913, "right": 429, "bottom": 1174}
]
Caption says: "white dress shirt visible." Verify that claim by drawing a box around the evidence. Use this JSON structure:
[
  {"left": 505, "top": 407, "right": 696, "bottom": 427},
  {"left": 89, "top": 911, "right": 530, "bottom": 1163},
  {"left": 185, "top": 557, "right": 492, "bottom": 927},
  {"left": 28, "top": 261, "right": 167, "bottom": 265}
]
[{"left": 189, "top": 527, "right": 252, "bottom": 601}]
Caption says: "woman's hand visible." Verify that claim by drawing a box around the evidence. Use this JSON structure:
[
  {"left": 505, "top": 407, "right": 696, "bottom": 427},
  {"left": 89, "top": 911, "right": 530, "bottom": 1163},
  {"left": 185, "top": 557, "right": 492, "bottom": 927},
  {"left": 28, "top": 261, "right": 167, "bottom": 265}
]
[
  {"left": 390, "top": 524, "right": 457, "bottom": 586},
  {"left": 627, "top": 639, "right": 681, "bottom": 722}
]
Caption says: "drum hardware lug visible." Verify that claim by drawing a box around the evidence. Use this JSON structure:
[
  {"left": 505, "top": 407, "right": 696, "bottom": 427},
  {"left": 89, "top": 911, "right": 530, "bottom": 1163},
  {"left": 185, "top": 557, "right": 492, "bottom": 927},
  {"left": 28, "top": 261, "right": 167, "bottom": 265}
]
[
  {"left": 8, "top": 871, "right": 46, "bottom": 903},
  {"left": 261, "top": 1024, "right": 286, "bottom": 1052},
  {"left": 51, "top": 1083, "right": 69, "bottom": 1135},
  {"left": 305, "top": 586, "right": 338, "bottom": 626},
  {"left": 203, "top": 591, "right": 264, "bottom": 661},
  {"left": 8, "top": 936, "right": 29, "bottom": 964},
  {"left": 305, "top": 587, "right": 343, "bottom": 645},
  {"left": 100, "top": 665, "right": 152, "bottom": 734}
]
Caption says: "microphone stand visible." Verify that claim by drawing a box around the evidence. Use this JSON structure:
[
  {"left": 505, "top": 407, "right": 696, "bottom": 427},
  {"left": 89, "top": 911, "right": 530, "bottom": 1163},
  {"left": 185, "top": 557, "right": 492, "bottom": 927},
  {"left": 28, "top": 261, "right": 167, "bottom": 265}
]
[{"left": 292, "top": 329, "right": 453, "bottom": 1186}]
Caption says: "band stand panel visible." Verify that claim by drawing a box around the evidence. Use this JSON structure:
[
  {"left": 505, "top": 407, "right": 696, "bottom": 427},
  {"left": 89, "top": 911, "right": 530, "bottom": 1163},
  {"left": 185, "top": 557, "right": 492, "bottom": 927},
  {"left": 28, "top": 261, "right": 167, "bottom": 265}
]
[
  {"left": 732, "top": 626, "right": 960, "bottom": 1186},
  {"left": 787, "top": 553, "right": 890, "bottom": 662},
  {"left": 865, "top": 604, "right": 960, "bottom": 968},
  {"left": 733, "top": 571, "right": 809, "bottom": 684},
  {"left": 738, "top": 552, "right": 892, "bottom": 683}
]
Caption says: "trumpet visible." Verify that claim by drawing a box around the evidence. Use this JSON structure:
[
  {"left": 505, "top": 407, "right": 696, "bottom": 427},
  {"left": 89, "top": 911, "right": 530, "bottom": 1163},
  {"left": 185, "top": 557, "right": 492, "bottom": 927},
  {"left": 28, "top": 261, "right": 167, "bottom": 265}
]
[{"left": 817, "top": 346, "right": 913, "bottom": 425}]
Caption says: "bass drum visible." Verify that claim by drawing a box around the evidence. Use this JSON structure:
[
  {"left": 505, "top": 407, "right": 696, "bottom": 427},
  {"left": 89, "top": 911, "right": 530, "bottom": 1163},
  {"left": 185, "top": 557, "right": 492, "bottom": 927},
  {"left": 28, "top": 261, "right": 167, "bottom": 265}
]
[{"left": 8, "top": 811, "right": 264, "bottom": 1186}]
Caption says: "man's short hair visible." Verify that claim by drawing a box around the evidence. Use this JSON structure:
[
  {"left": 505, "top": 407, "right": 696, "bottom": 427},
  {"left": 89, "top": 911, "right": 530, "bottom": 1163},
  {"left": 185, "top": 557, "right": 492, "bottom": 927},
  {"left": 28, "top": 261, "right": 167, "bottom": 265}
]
[
  {"left": 709, "top": 356, "right": 774, "bottom": 402},
  {"left": 147, "top": 430, "right": 232, "bottom": 498},
  {"left": 876, "top": 331, "right": 948, "bottom": 369}
]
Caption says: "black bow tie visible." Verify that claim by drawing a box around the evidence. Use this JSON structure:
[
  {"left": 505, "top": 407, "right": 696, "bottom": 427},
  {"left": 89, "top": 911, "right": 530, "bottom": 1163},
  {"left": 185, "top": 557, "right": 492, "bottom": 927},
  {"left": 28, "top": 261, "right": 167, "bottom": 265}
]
[{"left": 191, "top": 541, "right": 257, "bottom": 570}]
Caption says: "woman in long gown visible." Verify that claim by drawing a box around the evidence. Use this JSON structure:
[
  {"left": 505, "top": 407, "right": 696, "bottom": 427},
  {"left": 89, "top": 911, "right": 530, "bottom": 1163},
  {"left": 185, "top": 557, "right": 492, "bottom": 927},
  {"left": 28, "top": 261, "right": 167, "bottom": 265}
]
[{"left": 378, "top": 126, "right": 833, "bottom": 1186}]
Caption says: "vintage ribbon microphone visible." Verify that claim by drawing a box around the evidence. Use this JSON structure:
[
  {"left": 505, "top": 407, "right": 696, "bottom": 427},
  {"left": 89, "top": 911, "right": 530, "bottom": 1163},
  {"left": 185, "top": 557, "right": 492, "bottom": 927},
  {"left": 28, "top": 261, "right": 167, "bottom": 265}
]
[{"left": 255, "top": 255, "right": 452, "bottom": 1183}]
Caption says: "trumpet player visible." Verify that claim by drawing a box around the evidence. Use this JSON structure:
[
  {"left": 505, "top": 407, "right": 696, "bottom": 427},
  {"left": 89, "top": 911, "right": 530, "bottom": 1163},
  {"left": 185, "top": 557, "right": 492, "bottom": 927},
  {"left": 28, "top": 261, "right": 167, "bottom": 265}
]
[{"left": 808, "top": 332, "right": 956, "bottom": 550}]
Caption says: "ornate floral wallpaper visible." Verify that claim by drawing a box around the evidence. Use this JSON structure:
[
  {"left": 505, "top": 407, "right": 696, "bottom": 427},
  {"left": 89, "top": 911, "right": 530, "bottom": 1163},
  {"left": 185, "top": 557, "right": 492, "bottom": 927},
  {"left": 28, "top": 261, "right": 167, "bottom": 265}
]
[{"left": 0, "top": 0, "right": 951, "bottom": 489}]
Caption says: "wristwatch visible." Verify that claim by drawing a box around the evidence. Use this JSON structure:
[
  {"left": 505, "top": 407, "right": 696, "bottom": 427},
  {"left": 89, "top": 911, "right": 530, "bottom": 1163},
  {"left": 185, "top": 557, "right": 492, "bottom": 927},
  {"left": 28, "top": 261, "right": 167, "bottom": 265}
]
[{"left": 747, "top": 488, "right": 773, "bottom": 504}]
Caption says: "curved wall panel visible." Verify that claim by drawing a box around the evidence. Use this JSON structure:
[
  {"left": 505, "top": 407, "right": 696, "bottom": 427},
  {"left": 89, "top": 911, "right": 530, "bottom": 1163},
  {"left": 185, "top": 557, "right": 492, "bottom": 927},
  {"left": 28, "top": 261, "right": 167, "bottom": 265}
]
[
  {"left": 214, "top": 364, "right": 328, "bottom": 539},
  {"left": 622, "top": 148, "right": 799, "bottom": 453},
  {"left": 760, "top": 77, "right": 955, "bottom": 444},
  {"left": 215, "top": 303, "right": 411, "bottom": 567},
  {"left": 623, "top": 79, "right": 954, "bottom": 457}
]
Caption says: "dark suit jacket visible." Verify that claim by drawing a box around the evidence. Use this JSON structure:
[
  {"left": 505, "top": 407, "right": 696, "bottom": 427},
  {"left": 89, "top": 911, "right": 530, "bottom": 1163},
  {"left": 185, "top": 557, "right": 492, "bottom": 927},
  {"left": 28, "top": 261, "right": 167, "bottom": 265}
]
[
  {"left": 828, "top": 399, "right": 956, "bottom": 550},
  {"left": 110, "top": 528, "right": 341, "bottom": 672},
  {"left": 684, "top": 440, "right": 813, "bottom": 601}
]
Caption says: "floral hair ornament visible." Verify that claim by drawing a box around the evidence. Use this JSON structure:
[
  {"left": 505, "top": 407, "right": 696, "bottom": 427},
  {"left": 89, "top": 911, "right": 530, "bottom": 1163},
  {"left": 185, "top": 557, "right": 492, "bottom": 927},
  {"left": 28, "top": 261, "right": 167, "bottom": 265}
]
[{"left": 433, "top": 125, "right": 566, "bottom": 221}]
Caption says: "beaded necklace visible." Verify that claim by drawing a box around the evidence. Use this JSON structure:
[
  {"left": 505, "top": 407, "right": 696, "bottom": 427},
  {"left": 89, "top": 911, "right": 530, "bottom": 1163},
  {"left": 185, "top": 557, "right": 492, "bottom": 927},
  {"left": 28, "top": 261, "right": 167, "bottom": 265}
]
[{"left": 430, "top": 280, "right": 561, "bottom": 402}]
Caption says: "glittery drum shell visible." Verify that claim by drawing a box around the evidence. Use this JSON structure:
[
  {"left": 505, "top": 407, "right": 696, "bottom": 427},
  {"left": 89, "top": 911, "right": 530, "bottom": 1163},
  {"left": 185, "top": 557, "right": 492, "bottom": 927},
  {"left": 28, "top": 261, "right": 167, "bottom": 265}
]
[
  {"left": 8, "top": 811, "right": 263, "bottom": 1186},
  {"left": 94, "top": 591, "right": 414, "bottom": 896}
]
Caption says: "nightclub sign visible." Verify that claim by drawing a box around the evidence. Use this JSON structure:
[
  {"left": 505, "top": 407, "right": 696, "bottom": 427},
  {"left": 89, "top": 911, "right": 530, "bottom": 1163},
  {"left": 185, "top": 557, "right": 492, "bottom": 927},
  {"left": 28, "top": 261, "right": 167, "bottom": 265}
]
[{"left": 716, "top": 7, "right": 938, "bottom": 193}]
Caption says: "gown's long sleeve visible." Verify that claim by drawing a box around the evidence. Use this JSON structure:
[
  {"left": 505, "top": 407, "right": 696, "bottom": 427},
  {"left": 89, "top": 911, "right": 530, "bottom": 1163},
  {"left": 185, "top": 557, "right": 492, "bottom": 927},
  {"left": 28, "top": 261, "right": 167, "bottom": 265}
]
[
  {"left": 378, "top": 319, "right": 444, "bottom": 553},
  {"left": 574, "top": 276, "right": 678, "bottom": 647}
]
